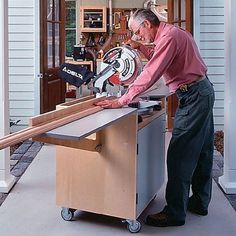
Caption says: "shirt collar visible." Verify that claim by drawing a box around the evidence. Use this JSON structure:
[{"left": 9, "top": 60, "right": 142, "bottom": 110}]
[{"left": 154, "top": 22, "right": 166, "bottom": 42}]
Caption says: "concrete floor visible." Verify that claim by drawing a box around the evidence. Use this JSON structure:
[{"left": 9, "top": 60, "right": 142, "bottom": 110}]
[{"left": 0, "top": 144, "right": 236, "bottom": 236}]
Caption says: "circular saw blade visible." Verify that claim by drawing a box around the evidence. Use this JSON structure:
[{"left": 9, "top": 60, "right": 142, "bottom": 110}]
[{"left": 102, "top": 45, "right": 143, "bottom": 85}]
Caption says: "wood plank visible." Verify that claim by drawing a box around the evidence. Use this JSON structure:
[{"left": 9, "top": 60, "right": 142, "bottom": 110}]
[
  {"left": 9, "top": 91, "right": 34, "bottom": 100},
  {"left": 9, "top": 24, "right": 34, "bottom": 33},
  {"left": 200, "top": 32, "right": 224, "bottom": 41},
  {"left": 29, "top": 96, "right": 105, "bottom": 126},
  {"left": 200, "top": 7, "right": 224, "bottom": 16},
  {"left": 9, "top": 33, "right": 34, "bottom": 41},
  {"left": 213, "top": 107, "right": 224, "bottom": 116},
  {"left": 33, "top": 133, "right": 101, "bottom": 152},
  {"left": 9, "top": 16, "right": 34, "bottom": 24},
  {"left": 207, "top": 66, "right": 224, "bottom": 75},
  {"left": 200, "top": 24, "right": 224, "bottom": 33},
  {"left": 200, "top": 49, "right": 224, "bottom": 57},
  {"left": 200, "top": 0, "right": 223, "bottom": 7},
  {"left": 56, "top": 94, "right": 95, "bottom": 109},
  {"left": 10, "top": 109, "right": 34, "bottom": 117},
  {"left": 10, "top": 100, "right": 34, "bottom": 108},
  {"left": 200, "top": 41, "right": 224, "bottom": 49},
  {"left": 204, "top": 58, "right": 224, "bottom": 66},
  {"left": 9, "top": 41, "right": 34, "bottom": 50},
  {"left": 44, "top": 108, "right": 137, "bottom": 141},
  {"left": 9, "top": 59, "right": 34, "bottom": 67},
  {"left": 9, "top": 83, "right": 34, "bottom": 91},
  {"left": 9, "top": 50, "right": 34, "bottom": 59},
  {"left": 9, "top": 66, "right": 34, "bottom": 74},
  {"left": 9, "top": 91, "right": 35, "bottom": 101},
  {"left": 9, "top": 7, "right": 34, "bottom": 15},
  {"left": 0, "top": 106, "right": 103, "bottom": 150},
  {"left": 200, "top": 15, "right": 224, "bottom": 23},
  {"left": 8, "top": 0, "right": 34, "bottom": 7}
]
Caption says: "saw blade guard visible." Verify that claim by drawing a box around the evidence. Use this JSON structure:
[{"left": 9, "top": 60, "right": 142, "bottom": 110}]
[{"left": 102, "top": 45, "right": 143, "bottom": 85}]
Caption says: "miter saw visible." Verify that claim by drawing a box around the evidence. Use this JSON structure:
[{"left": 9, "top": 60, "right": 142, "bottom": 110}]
[
  {"left": 59, "top": 45, "right": 142, "bottom": 95},
  {"left": 59, "top": 45, "right": 161, "bottom": 111},
  {"left": 92, "top": 45, "right": 143, "bottom": 95}
]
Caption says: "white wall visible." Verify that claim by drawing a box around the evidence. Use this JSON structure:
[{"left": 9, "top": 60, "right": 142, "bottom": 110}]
[
  {"left": 194, "top": 0, "right": 224, "bottom": 130},
  {"left": 8, "top": 0, "right": 40, "bottom": 131}
]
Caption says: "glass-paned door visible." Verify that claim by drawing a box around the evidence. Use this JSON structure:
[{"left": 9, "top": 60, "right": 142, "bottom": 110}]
[{"left": 40, "top": 0, "right": 66, "bottom": 113}]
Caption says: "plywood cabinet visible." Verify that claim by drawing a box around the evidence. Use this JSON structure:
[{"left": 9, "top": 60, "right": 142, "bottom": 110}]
[
  {"left": 36, "top": 106, "right": 165, "bottom": 232},
  {"left": 80, "top": 6, "right": 107, "bottom": 32}
]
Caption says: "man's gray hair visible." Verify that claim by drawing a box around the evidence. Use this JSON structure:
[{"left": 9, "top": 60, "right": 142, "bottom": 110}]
[{"left": 128, "top": 8, "right": 160, "bottom": 29}]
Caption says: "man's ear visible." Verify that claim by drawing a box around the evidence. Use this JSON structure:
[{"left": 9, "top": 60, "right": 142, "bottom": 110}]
[{"left": 144, "top": 20, "right": 152, "bottom": 29}]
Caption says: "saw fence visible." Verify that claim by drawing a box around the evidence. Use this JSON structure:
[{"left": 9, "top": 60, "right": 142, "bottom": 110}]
[{"left": 0, "top": 95, "right": 105, "bottom": 150}]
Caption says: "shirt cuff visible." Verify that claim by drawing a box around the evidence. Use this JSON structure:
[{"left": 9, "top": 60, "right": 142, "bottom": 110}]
[{"left": 118, "top": 94, "right": 131, "bottom": 106}]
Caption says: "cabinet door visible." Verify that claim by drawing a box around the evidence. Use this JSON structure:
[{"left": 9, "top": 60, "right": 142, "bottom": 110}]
[
  {"left": 80, "top": 6, "right": 107, "bottom": 32},
  {"left": 136, "top": 114, "right": 166, "bottom": 217}
]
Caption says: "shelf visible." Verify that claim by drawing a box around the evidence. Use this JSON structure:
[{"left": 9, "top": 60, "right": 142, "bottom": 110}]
[
  {"left": 80, "top": 6, "right": 107, "bottom": 33},
  {"left": 84, "top": 20, "right": 103, "bottom": 22}
]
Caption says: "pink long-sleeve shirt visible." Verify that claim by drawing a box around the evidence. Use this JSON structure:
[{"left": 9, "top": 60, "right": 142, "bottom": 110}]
[{"left": 118, "top": 22, "right": 207, "bottom": 106}]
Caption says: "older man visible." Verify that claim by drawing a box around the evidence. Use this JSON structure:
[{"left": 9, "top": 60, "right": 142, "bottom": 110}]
[{"left": 95, "top": 9, "right": 215, "bottom": 227}]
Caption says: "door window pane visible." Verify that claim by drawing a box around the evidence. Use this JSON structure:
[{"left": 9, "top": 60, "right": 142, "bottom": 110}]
[
  {"left": 55, "top": 23, "right": 60, "bottom": 67},
  {"left": 66, "top": 29, "right": 76, "bottom": 57},
  {"left": 66, "top": 1, "right": 76, "bottom": 28},
  {"left": 55, "top": 0, "right": 60, "bottom": 21},
  {"left": 47, "top": 22, "right": 53, "bottom": 68},
  {"left": 47, "top": 0, "right": 53, "bottom": 21},
  {"left": 65, "top": 0, "right": 76, "bottom": 57},
  {"left": 181, "top": 0, "right": 186, "bottom": 20}
]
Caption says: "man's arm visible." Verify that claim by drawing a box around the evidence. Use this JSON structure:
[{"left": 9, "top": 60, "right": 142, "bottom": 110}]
[
  {"left": 95, "top": 36, "right": 177, "bottom": 109},
  {"left": 125, "top": 39, "right": 154, "bottom": 60},
  {"left": 119, "top": 36, "right": 177, "bottom": 106}
]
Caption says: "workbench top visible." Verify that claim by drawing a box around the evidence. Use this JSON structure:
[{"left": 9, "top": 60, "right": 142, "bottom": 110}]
[{"left": 42, "top": 107, "right": 137, "bottom": 141}]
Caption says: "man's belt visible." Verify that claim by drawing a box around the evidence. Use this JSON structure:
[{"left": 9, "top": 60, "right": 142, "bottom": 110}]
[{"left": 178, "top": 76, "right": 205, "bottom": 92}]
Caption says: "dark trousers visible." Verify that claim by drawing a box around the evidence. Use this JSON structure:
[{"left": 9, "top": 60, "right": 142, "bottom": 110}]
[{"left": 165, "top": 77, "right": 215, "bottom": 221}]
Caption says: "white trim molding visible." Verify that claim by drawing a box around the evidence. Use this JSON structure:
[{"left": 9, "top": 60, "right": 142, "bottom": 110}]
[
  {"left": 0, "top": 0, "right": 16, "bottom": 193},
  {"left": 219, "top": 0, "right": 236, "bottom": 194}
]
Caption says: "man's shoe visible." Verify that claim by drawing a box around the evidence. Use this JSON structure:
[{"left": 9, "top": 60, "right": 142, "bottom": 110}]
[
  {"left": 146, "top": 211, "right": 185, "bottom": 227},
  {"left": 188, "top": 197, "right": 208, "bottom": 216},
  {"left": 188, "top": 204, "right": 208, "bottom": 216}
]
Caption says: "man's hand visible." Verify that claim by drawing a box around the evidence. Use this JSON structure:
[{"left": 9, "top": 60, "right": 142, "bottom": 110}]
[
  {"left": 94, "top": 98, "right": 122, "bottom": 109},
  {"left": 125, "top": 39, "right": 142, "bottom": 50}
]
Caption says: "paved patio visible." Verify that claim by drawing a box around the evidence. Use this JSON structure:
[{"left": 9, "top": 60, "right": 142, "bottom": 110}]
[{"left": 0, "top": 133, "right": 236, "bottom": 235}]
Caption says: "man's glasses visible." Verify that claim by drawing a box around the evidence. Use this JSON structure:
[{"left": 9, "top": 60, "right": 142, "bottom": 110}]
[{"left": 133, "top": 22, "right": 144, "bottom": 36}]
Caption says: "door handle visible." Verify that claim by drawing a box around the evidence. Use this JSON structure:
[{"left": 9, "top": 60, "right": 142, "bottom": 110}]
[{"left": 43, "top": 73, "right": 53, "bottom": 78}]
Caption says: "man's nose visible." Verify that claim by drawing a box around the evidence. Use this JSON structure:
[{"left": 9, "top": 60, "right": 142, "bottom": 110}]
[{"left": 131, "top": 34, "right": 141, "bottom": 41}]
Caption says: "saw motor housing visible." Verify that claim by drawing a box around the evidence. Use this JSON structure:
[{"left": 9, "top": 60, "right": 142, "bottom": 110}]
[{"left": 92, "top": 45, "right": 143, "bottom": 95}]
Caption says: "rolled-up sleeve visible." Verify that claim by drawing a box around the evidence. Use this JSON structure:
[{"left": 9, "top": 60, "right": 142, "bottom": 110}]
[
  {"left": 139, "top": 44, "right": 154, "bottom": 60},
  {"left": 118, "top": 36, "right": 177, "bottom": 106}
]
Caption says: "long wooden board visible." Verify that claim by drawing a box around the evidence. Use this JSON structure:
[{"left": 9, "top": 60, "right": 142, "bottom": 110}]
[
  {"left": 29, "top": 96, "right": 105, "bottom": 127},
  {"left": 0, "top": 97, "right": 105, "bottom": 150}
]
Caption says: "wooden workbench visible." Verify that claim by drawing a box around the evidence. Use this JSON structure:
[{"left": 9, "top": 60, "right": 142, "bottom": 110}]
[{"left": 36, "top": 107, "right": 165, "bottom": 233}]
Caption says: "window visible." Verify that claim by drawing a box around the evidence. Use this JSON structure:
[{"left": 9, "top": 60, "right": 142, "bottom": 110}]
[{"left": 65, "top": 0, "right": 76, "bottom": 57}]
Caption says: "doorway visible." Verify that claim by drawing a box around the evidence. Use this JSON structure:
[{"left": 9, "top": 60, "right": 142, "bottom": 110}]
[
  {"left": 167, "top": 0, "right": 193, "bottom": 129},
  {"left": 40, "top": 0, "right": 66, "bottom": 113}
]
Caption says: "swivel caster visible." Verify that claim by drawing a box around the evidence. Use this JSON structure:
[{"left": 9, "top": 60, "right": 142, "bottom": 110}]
[
  {"left": 123, "top": 219, "right": 142, "bottom": 233},
  {"left": 61, "top": 207, "right": 76, "bottom": 221}
]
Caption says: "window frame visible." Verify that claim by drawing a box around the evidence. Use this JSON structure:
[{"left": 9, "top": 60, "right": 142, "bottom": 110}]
[{"left": 65, "top": 0, "right": 78, "bottom": 58}]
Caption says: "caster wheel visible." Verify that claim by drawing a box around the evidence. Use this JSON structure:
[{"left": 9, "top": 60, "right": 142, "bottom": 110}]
[
  {"left": 127, "top": 220, "right": 141, "bottom": 233},
  {"left": 61, "top": 208, "right": 75, "bottom": 221}
]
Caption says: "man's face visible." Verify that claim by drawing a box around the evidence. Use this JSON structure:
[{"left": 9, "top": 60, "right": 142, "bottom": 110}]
[{"left": 130, "top": 20, "right": 155, "bottom": 43}]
